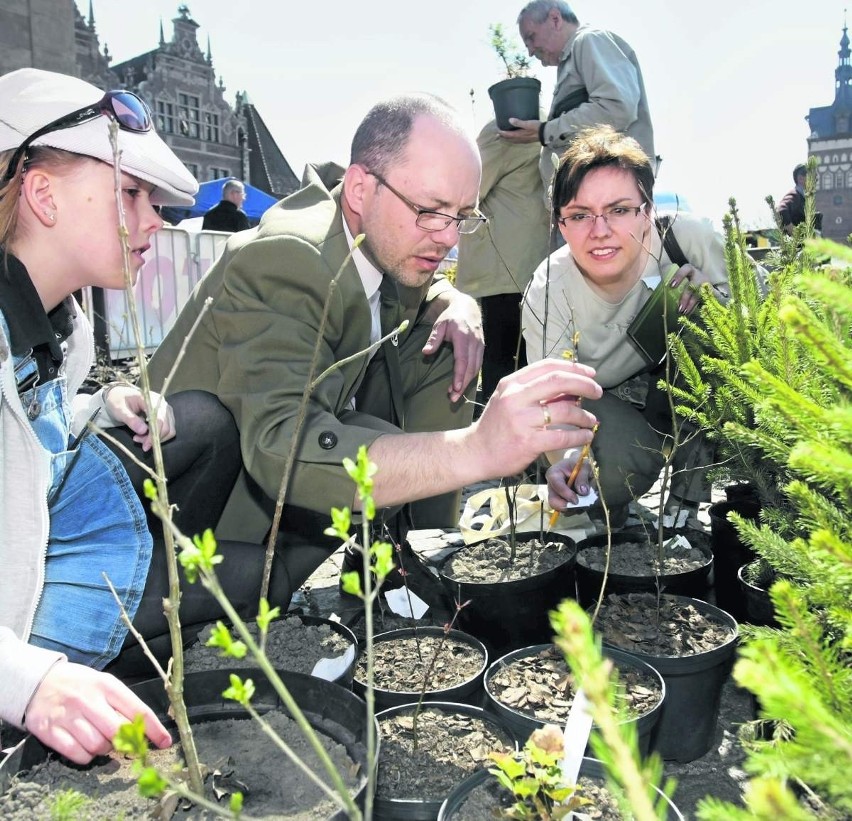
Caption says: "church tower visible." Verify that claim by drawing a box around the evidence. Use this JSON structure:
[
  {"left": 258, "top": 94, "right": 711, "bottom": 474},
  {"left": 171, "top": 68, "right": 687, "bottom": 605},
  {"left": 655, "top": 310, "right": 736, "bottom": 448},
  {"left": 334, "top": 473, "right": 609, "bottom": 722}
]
[{"left": 807, "top": 21, "right": 852, "bottom": 242}]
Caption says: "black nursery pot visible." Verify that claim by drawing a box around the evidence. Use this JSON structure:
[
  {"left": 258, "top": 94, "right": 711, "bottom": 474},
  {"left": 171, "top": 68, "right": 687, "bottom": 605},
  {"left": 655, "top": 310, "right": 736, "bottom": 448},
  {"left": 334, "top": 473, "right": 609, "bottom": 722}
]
[
  {"left": 483, "top": 643, "right": 665, "bottom": 757},
  {"left": 708, "top": 499, "right": 761, "bottom": 620},
  {"left": 374, "top": 700, "right": 522, "bottom": 821},
  {"left": 601, "top": 596, "right": 739, "bottom": 763},
  {"left": 488, "top": 77, "right": 541, "bottom": 130},
  {"left": 9, "top": 669, "right": 375, "bottom": 821},
  {"left": 437, "top": 531, "right": 577, "bottom": 656},
  {"left": 352, "top": 626, "right": 489, "bottom": 712},
  {"left": 737, "top": 560, "right": 778, "bottom": 626},
  {"left": 574, "top": 527, "right": 713, "bottom": 607}
]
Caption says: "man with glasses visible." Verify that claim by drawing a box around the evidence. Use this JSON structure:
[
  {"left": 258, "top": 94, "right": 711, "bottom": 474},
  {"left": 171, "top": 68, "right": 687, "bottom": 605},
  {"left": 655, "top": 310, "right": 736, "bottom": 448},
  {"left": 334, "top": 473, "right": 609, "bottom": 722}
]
[
  {"left": 148, "top": 93, "right": 602, "bottom": 596},
  {"left": 523, "top": 125, "right": 728, "bottom": 530}
]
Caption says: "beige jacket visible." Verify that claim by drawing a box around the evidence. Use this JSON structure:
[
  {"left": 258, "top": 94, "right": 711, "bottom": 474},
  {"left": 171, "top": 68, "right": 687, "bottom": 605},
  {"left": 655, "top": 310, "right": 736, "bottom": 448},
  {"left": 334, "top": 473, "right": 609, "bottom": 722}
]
[{"left": 455, "top": 121, "right": 551, "bottom": 300}]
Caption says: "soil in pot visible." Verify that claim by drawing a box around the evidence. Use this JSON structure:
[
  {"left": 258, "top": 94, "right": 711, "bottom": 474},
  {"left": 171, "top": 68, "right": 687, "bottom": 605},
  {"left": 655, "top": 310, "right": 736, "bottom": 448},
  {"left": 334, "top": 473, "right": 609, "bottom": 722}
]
[
  {"left": 439, "top": 759, "right": 684, "bottom": 820},
  {"left": 438, "top": 532, "right": 577, "bottom": 655},
  {"left": 375, "top": 701, "right": 517, "bottom": 819},
  {"left": 485, "top": 644, "right": 664, "bottom": 755},
  {"left": 594, "top": 592, "right": 738, "bottom": 763},
  {"left": 575, "top": 527, "right": 713, "bottom": 606},
  {"left": 0, "top": 669, "right": 371, "bottom": 820},
  {"left": 184, "top": 613, "right": 358, "bottom": 685},
  {"left": 353, "top": 627, "right": 488, "bottom": 711}
]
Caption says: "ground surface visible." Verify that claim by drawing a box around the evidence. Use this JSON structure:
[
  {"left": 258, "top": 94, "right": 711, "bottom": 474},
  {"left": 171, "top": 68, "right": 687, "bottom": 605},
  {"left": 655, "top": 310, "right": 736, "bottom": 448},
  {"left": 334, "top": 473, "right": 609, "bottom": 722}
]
[
  {"left": 0, "top": 476, "right": 751, "bottom": 819},
  {"left": 292, "top": 477, "right": 753, "bottom": 820}
]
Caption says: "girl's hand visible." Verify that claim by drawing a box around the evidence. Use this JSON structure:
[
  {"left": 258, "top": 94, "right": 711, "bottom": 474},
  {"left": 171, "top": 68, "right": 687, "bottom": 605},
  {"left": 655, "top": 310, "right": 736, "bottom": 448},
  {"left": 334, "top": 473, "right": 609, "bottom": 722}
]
[
  {"left": 25, "top": 661, "right": 171, "bottom": 765},
  {"left": 102, "top": 385, "right": 175, "bottom": 451}
]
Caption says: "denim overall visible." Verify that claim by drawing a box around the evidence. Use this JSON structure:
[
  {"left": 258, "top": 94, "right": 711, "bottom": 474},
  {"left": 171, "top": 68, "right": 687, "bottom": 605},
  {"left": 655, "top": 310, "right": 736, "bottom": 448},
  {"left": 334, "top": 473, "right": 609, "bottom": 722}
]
[{"left": 4, "top": 311, "right": 152, "bottom": 669}]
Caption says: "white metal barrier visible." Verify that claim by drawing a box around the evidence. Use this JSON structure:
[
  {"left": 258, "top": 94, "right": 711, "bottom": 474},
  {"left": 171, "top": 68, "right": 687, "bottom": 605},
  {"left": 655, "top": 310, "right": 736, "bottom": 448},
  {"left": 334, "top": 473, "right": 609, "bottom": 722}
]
[{"left": 90, "top": 226, "right": 231, "bottom": 359}]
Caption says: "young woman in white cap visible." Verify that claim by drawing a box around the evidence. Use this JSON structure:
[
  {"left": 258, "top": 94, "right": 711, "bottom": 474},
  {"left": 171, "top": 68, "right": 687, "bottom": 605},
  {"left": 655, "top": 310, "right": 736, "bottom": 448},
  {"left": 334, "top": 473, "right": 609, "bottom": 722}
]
[{"left": 0, "top": 68, "right": 289, "bottom": 765}]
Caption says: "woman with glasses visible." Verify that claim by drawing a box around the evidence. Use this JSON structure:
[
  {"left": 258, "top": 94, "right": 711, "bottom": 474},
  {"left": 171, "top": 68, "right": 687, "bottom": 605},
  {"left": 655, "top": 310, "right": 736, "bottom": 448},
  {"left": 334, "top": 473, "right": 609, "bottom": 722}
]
[
  {"left": 522, "top": 125, "right": 729, "bottom": 528},
  {"left": 0, "top": 68, "right": 289, "bottom": 765}
]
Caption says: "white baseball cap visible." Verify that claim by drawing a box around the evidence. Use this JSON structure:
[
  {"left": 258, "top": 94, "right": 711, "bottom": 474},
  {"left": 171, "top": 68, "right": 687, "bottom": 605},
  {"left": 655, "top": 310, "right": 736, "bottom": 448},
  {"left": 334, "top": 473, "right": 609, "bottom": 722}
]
[{"left": 0, "top": 68, "right": 198, "bottom": 206}]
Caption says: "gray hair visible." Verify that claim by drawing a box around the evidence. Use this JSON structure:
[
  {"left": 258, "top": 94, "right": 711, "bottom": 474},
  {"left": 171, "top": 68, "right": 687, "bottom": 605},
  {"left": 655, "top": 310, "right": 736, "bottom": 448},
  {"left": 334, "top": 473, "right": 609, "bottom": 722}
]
[
  {"left": 517, "top": 0, "right": 578, "bottom": 26},
  {"left": 222, "top": 179, "right": 245, "bottom": 197},
  {"left": 350, "top": 93, "right": 464, "bottom": 175}
]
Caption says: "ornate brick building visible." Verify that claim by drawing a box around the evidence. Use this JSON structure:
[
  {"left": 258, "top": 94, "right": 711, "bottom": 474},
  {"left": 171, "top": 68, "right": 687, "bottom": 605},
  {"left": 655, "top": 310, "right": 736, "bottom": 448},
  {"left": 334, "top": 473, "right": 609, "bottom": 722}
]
[
  {"left": 807, "top": 23, "right": 852, "bottom": 243},
  {"left": 0, "top": 0, "right": 298, "bottom": 198}
]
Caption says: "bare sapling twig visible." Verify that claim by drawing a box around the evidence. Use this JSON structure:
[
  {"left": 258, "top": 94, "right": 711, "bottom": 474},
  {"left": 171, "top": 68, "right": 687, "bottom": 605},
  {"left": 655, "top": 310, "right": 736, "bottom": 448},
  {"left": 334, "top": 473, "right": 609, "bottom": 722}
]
[
  {"left": 410, "top": 596, "right": 471, "bottom": 752},
  {"left": 587, "top": 456, "right": 614, "bottom": 626},
  {"left": 103, "top": 575, "right": 169, "bottom": 683},
  {"left": 106, "top": 122, "right": 203, "bottom": 794},
  {"left": 505, "top": 484, "right": 518, "bottom": 563},
  {"left": 385, "top": 526, "right": 424, "bottom": 663}
]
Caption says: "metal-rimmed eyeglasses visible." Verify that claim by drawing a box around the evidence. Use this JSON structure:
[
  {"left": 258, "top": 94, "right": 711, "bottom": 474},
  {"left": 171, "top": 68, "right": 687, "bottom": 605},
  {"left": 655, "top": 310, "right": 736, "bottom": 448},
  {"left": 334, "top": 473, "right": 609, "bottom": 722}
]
[
  {"left": 557, "top": 204, "right": 646, "bottom": 231},
  {"left": 3, "top": 90, "right": 153, "bottom": 182},
  {"left": 368, "top": 170, "right": 487, "bottom": 235}
]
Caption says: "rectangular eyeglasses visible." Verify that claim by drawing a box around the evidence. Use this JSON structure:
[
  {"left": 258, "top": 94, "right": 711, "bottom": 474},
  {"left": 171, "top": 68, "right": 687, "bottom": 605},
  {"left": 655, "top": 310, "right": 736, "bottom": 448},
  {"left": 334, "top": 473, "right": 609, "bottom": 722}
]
[{"left": 368, "top": 170, "right": 487, "bottom": 235}]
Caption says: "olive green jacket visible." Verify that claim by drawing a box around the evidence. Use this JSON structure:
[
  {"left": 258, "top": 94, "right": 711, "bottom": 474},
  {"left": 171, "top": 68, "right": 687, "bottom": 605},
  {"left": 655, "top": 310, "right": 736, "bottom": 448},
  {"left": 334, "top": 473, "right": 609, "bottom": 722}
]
[{"left": 148, "top": 167, "right": 452, "bottom": 540}]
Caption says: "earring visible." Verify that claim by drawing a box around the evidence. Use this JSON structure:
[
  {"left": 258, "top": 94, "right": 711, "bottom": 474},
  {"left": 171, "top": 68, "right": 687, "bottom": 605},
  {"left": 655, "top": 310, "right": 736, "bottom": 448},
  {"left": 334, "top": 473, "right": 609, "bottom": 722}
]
[{"left": 43, "top": 211, "right": 55, "bottom": 222}]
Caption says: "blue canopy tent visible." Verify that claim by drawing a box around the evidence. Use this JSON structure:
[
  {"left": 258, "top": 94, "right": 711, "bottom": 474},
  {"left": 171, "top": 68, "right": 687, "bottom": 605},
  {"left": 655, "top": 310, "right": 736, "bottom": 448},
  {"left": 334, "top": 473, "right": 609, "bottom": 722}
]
[{"left": 160, "top": 177, "right": 278, "bottom": 226}]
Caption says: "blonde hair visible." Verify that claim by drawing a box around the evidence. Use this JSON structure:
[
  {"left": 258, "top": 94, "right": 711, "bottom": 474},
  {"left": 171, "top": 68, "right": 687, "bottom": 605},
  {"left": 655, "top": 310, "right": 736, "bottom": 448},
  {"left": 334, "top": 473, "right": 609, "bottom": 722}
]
[{"left": 0, "top": 147, "right": 86, "bottom": 250}]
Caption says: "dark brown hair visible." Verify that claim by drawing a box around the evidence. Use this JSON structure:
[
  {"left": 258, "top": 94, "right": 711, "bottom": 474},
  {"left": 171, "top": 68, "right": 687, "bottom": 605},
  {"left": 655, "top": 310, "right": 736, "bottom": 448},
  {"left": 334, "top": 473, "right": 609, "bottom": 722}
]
[{"left": 551, "top": 125, "right": 655, "bottom": 221}]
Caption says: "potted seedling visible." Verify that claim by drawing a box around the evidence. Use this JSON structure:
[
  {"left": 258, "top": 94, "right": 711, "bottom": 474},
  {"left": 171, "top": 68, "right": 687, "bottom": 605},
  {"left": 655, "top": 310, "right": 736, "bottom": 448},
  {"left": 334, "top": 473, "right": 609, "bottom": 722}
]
[
  {"left": 567, "top": 212, "right": 742, "bottom": 764},
  {"left": 437, "top": 472, "right": 578, "bottom": 655},
  {"left": 487, "top": 22, "right": 541, "bottom": 131}
]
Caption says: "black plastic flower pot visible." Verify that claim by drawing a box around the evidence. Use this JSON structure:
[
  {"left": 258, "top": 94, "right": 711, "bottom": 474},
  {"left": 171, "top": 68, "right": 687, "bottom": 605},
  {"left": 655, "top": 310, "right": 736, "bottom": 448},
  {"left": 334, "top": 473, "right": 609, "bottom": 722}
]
[
  {"left": 708, "top": 499, "right": 761, "bottom": 620},
  {"left": 600, "top": 595, "right": 739, "bottom": 763},
  {"left": 437, "top": 757, "right": 685, "bottom": 820},
  {"left": 352, "top": 626, "right": 489, "bottom": 712},
  {"left": 437, "top": 531, "right": 577, "bottom": 656},
  {"left": 574, "top": 528, "right": 713, "bottom": 608},
  {"left": 374, "top": 700, "right": 522, "bottom": 821},
  {"left": 483, "top": 643, "right": 665, "bottom": 757},
  {"left": 185, "top": 612, "right": 360, "bottom": 688},
  {"left": 8, "top": 669, "right": 375, "bottom": 820},
  {"left": 724, "top": 482, "right": 760, "bottom": 504},
  {"left": 488, "top": 77, "right": 541, "bottom": 130},
  {"left": 737, "top": 560, "right": 779, "bottom": 627}
]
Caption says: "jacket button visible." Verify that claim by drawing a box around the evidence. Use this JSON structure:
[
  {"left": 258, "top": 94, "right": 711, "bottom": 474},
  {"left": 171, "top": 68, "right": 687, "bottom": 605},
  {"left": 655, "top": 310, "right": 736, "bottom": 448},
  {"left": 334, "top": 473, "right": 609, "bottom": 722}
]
[{"left": 318, "top": 431, "right": 337, "bottom": 449}]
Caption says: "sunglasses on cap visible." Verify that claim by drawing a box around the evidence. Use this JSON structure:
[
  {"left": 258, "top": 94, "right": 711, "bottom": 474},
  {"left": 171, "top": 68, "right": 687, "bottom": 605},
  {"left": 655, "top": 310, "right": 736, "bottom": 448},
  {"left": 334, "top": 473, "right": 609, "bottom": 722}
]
[{"left": 3, "top": 89, "right": 152, "bottom": 182}]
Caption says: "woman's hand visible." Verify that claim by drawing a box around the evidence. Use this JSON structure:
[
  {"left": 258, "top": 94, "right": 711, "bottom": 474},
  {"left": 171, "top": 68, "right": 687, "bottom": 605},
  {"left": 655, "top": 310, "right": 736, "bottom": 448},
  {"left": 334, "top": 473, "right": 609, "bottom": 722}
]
[
  {"left": 102, "top": 385, "right": 175, "bottom": 451},
  {"left": 24, "top": 661, "right": 171, "bottom": 765},
  {"left": 669, "top": 264, "right": 713, "bottom": 315},
  {"left": 546, "top": 450, "right": 594, "bottom": 512}
]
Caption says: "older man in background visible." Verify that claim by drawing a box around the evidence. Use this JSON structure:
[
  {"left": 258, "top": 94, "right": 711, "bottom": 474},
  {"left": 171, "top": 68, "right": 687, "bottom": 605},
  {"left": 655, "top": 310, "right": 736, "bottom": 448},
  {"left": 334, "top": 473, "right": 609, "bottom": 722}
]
[
  {"left": 502, "top": 0, "right": 655, "bottom": 193},
  {"left": 202, "top": 178, "right": 250, "bottom": 232}
]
